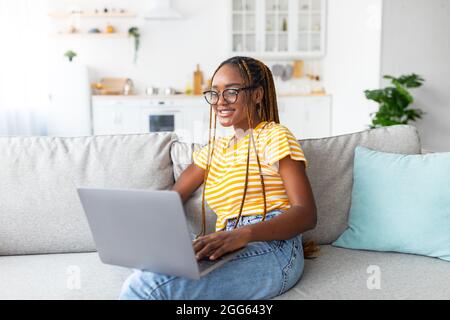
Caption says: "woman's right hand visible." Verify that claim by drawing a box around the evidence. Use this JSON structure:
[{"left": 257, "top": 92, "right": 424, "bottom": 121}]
[{"left": 193, "top": 228, "right": 251, "bottom": 260}]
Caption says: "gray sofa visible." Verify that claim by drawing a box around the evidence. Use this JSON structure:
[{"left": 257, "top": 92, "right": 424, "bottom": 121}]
[{"left": 0, "top": 125, "right": 449, "bottom": 300}]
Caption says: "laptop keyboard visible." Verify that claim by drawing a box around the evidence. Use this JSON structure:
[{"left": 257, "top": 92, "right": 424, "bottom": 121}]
[
  {"left": 197, "top": 256, "right": 224, "bottom": 273},
  {"left": 191, "top": 234, "right": 220, "bottom": 272}
]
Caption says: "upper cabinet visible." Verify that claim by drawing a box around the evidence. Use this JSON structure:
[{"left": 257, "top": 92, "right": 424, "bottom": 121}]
[{"left": 230, "top": 0, "right": 326, "bottom": 59}]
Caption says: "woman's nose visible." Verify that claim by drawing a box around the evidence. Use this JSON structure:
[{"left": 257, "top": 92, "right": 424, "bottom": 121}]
[{"left": 217, "top": 92, "right": 227, "bottom": 105}]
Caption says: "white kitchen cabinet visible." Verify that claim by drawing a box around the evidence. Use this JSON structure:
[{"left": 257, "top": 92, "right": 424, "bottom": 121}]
[
  {"left": 278, "top": 95, "right": 331, "bottom": 139},
  {"left": 92, "top": 95, "right": 331, "bottom": 143},
  {"left": 230, "top": 0, "right": 327, "bottom": 58},
  {"left": 92, "top": 96, "right": 209, "bottom": 138},
  {"left": 92, "top": 99, "right": 143, "bottom": 135}
]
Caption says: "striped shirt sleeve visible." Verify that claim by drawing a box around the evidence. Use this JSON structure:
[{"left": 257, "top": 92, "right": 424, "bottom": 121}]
[
  {"left": 192, "top": 144, "right": 209, "bottom": 170},
  {"left": 264, "top": 125, "right": 308, "bottom": 168}
]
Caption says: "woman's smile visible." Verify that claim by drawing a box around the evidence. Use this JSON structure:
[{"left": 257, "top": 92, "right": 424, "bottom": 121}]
[{"left": 217, "top": 107, "right": 236, "bottom": 118}]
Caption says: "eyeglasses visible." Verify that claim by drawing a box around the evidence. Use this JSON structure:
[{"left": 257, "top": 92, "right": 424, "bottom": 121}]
[{"left": 202, "top": 86, "right": 255, "bottom": 105}]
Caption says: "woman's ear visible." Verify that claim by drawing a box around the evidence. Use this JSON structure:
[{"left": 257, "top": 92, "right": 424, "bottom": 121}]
[{"left": 253, "top": 86, "right": 264, "bottom": 104}]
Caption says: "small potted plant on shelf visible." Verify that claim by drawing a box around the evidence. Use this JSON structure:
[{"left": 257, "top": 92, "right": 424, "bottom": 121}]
[
  {"left": 128, "top": 26, "right": 140, "bottom": 64},
  {"left": 64, "top": 50, "right": 77, "bottom": 62},
  {"left": 364, "top": 73, "right": 425, "bottom": 128}
]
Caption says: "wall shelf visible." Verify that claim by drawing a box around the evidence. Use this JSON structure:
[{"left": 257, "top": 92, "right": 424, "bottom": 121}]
[
  {"left": 48, "top": 12, "right": 137, "bottom": 19},
  {"left": 51, "top": 32, "right": 129, "bottom": 38}
]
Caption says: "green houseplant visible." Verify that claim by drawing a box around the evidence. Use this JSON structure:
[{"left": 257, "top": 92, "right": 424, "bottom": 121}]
[
  {"left": 64, "top": 50, "right": 77, "bottom": 62},
  {"left": 365, "top": 74, "right": 425, "bottom": 128},
  {"left": 128, "top": 27, "right": 140, "bottom": 64}
]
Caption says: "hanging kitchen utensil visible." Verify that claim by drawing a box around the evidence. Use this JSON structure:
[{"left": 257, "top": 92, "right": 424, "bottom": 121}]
[
  {"left": 281, "top": 64, "right": 293, "bottom": 81},
  {"left": 272, "top": 64, "right": 284, "bottom": 78}
]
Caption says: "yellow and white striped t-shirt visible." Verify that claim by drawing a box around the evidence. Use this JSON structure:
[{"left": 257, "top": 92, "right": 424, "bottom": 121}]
[{"left": 192, "top": 121, "right": 308, "bottom": 231}]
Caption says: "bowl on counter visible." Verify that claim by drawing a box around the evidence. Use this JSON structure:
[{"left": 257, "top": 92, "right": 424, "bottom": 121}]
[{"left": 145, "top": 87, "right": 180, "bottom": 96}]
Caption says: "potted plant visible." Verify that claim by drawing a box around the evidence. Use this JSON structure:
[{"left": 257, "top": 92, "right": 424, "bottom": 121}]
[
  {"left": 364, "top": 74, "right": 425, "bottom": 128},
  {"left": 64, "top": 50, "right": 77, "bottom": 62},
  {"left": 128, "top": 27, "right": 140, "bottom": 64}
]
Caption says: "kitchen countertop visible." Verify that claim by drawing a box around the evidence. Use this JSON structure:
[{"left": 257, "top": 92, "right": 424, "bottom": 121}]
[
  {"left": 92, "top": 94, "right": 205, "bottom": 100},
  {"left": 92, "top": 93, "right": 330, "bottom": 99}
]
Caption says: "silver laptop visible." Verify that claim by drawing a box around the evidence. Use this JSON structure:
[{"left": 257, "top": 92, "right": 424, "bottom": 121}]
[{"left": 76, "top": 187, "right": 245, "bottom": 280}]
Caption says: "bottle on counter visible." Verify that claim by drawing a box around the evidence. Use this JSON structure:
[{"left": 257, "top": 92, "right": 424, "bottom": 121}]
[
  {"left": 185, "top": 76, "right": 193, "bottom": 95},
  {"left": 293, "top": 60, "right": 304, "bottom": 78},
  {"left": 193, "top": 64, "right": 204, "bottom": 95},
  {"left": 282, "top": 18, "right": 288, "bottom": 32},
  {"left": 203, "top": 78, "right": 212, "bottom": 91}
]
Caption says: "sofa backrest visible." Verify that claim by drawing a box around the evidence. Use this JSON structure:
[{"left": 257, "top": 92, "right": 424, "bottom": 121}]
[
  {"left": 171, "top": 125, "right": 422, "bottom": 244},
  {"left": 171, "top": 142, "right": 216, "bottom": 237},
  {"left": 0, "top": 133, "right": 176, "bottom": 255}
]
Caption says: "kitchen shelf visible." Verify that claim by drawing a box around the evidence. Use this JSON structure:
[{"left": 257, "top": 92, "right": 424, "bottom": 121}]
[
  {"left": 52, "top": 32, "right": 129, "bottom": 38},
  {"left": 48, "top": 11, "right": 137, "bottom": 19}
]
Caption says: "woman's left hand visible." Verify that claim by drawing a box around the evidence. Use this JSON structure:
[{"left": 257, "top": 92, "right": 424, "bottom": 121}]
[{"left": 193, "top": 228, "right": 251, "bottom": 260}]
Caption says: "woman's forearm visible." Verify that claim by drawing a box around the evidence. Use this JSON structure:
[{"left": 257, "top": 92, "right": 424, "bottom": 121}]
[{"left": 237, "top": 205, "right": 317, "bottom": 243}]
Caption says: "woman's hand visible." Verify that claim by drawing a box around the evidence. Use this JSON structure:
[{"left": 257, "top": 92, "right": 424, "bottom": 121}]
[{"left": 193, "top": 228, "right": 251, "bottom": 260}]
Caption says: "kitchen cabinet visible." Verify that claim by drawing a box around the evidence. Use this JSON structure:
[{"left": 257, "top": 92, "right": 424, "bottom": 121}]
[
  {"left": 230, "top": 0, "right": 327, "bottom": 58},
  {"left": 278, "top": 95, "right": 332, "bottom": 139},
  {"left": 91, "top": 95, "right": 332, "bottom": 143},
  {"left": 92, "top": 96, "right": 209, "bottom": 138},
  {"left": 92, "top": 99, "right": 143, "bottom": 134},
  {"left": 48, "top": 61, "right": 91, "bottom": 137}
]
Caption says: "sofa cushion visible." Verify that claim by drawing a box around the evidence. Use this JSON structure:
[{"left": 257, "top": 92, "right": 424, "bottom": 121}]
[
  {"left": 1, "top": 247, "right": 448, "bottom": 300},
  {"left": 275, "top": 245, "right": 450, "bottom": 300},
  {"left": 333, "top": 146, "right": 450, "bottom": 261},
  {"left": 171, "top": 125, "right": 421, "bottom": 244},
  {"left": 0, "top": 133, "right": 176, "bottom": 255},
  {"left": 0, "top": 252, "right": 131, "bottom": 299}
]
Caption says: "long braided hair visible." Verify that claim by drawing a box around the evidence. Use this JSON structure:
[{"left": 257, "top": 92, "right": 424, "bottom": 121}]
[
  {"left": 198, "top": 56, "right": 318, "bottom": 258},
  {"left": 198, "top": 56, "right": 276, "bottom": 237}
]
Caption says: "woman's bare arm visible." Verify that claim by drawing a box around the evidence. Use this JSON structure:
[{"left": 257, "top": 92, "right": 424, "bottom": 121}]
[
  {"left": 171, "top": 163, "right": 205, "bottom": 203},
  {"left": 193, "top": 157, "right": 317, "bottom": 260},
  {"left": 239, "top": 157, "right": 317, "bottom": 242}
]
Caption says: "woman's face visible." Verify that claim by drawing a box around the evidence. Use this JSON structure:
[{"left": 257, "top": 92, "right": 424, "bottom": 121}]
[{"left": 210, "top": 64, "right": 261, "bottom": 129}]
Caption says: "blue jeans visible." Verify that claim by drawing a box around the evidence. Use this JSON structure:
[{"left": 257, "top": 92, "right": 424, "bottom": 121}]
[{"left": 119, "top": 210, "right": 304, "bottom": 300}]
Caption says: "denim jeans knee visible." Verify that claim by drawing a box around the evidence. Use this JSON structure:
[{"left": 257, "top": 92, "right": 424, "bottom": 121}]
[{"left": 119, "top": 270, "right": 176, "bottom": 300}]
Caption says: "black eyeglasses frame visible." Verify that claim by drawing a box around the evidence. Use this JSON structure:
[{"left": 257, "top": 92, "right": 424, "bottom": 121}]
[{"left": 202, "top": 86, "right": 257, "bottom": 105}]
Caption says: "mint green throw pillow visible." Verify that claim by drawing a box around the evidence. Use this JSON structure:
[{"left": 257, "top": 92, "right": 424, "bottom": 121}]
[{"left": 333, "top": 146, "right": 450, "bottom": 261}]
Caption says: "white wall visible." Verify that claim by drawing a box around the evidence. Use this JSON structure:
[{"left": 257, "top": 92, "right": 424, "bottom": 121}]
[
  {"left": 381, "top": 0, "right": 450, "bottom": 152},
  {"left": 48, "top": 0, "right": 230, "bottom": 93},
  {"left": 322, "top": 0, "right": 383, "bottom": 135}
]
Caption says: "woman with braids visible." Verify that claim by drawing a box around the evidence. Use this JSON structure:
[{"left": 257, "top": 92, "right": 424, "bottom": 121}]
[{"left": 120, "top": 56, "right": 317, "bottom": 300}]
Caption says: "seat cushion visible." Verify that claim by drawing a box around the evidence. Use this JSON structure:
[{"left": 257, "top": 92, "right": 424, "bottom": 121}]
[
  {"left": 276, "top": 245, "right": 450, "bottom": 300},
  {"left": 0, "top": 252, "right": 131, "bottom": 300},
  {"left": 2, "top": 247, "right": 448, "bottom": 300},
  {"left": 171, "top": 125, "right": 422, "bottom": 244},
  {"left": 0, "top": 133, "right": 176, "bottom": 255}
]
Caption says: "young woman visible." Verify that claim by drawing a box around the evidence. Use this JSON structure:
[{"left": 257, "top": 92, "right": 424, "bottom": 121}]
[{"left": 119, "top": 56, "right": 317, "bottom": 300}]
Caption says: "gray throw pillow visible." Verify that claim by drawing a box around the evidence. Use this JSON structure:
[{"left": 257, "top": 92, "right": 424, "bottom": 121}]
[{"left": 0, "top": 132, "right": 176, "bottom": 255}]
